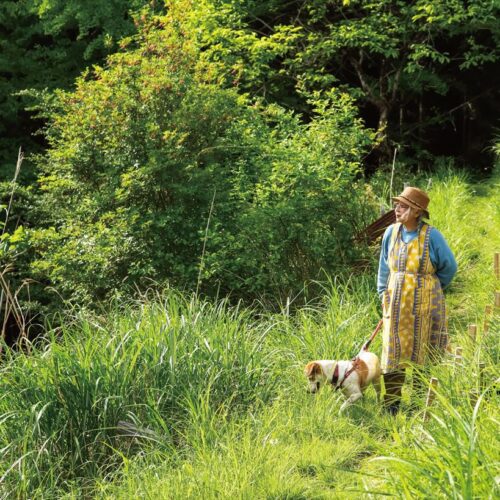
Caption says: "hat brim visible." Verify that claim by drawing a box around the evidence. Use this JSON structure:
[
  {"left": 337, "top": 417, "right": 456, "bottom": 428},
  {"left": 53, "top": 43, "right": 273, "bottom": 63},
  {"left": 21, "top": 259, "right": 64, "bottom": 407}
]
[{"left": 392, "top": 196, "right": 430, "bottom": 219}]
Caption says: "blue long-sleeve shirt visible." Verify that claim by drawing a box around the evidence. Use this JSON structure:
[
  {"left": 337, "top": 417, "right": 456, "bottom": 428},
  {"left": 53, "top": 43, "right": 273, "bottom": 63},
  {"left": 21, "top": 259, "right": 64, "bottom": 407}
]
[{"left": 377, "top": 224, "right": 457, "bottom": 297}]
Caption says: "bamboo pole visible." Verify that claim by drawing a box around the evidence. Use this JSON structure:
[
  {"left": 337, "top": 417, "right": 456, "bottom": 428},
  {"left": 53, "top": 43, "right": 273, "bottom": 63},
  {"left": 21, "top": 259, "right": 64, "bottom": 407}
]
[
  {"left": 495, "top": 291, "right": 500, "bottom": 308},
  {"left": 423, "top": 377, "right": 439, "bottom": 421},
  {"left": 494, "top": 252, "right": 499, "bottom": 280},
  {"left": 389, "top": 148, "right": 398, "bottom": 201}
]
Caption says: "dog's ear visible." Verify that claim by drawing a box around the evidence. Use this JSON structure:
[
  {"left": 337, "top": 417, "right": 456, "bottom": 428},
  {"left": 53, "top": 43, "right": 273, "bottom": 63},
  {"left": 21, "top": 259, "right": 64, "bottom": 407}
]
[{"left": 304, "top": 362, "right": 322, "bottom": 378}]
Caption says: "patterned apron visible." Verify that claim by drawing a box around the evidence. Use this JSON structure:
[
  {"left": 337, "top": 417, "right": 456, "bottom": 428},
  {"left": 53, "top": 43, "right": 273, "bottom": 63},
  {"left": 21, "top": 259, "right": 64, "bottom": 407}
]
[{"left": 381, "top": 222, "right": 448, "bottom": 373}]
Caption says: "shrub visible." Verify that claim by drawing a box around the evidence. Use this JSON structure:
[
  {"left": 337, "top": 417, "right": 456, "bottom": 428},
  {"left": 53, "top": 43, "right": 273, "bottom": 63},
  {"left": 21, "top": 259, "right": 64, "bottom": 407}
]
[{"left": 23, "top": 5, "right": 374, "bottom": 305}]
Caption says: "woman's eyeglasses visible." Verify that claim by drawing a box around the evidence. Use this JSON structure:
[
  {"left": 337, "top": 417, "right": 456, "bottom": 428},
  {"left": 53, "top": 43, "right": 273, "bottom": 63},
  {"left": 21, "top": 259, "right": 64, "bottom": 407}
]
[{"left": 393, "top": 202, "right": 410, "bottom": 210}]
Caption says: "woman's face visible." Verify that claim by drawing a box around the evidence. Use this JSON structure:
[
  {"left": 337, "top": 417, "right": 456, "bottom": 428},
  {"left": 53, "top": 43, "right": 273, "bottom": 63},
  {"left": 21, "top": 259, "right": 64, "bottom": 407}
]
[{"left": 394, "top": 202, "right": 420, "bottom": 224}]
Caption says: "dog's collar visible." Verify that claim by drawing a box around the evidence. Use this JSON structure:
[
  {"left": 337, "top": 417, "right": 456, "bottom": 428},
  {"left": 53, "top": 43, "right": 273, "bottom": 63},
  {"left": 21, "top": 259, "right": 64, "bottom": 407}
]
[
  {"left": 331, "top": 358, "right": 358, "bottom": 391},
  {"left": 331, "top": 364, "right": 340, "bottom": 388}
]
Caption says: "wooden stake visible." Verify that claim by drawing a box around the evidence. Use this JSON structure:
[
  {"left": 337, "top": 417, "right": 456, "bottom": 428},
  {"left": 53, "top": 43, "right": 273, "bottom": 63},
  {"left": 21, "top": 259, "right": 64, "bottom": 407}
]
[
  {"left": 454, "top": 347, "right": 463, "bottom": 367},
  {"left": 468, "top": 324, "right": 477, "bottom": 343},
  {"left": 423, "top": 377, "right": 439, "bottom": 421},
  {"left": 483, "top": 318, "right": 489, "bottom": 335},
  {"left": 495, "top": 252, "right": 500, "bottom": 280},
  {"left": 495, "top": 291, "right": 500, "bottom": 308}
]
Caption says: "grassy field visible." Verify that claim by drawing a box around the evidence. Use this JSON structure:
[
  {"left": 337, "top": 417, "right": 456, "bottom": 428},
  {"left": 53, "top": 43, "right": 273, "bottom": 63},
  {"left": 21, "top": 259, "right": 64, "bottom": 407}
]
[{"left": 0, "top": 169, "right": 499, "bottom": 498}]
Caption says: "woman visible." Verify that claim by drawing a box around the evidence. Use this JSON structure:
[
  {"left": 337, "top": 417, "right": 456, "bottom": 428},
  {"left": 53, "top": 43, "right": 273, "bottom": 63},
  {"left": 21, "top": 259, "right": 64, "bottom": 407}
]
[{"left": 377, "top": 186, "right": 457, "bottom": 414}]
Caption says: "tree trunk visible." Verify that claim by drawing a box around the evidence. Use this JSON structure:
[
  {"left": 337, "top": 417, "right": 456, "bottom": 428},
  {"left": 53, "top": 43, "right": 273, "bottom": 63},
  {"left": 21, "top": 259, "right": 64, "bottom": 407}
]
[{"left": 376, "top": 103, "right": 391, "bottom": 159}]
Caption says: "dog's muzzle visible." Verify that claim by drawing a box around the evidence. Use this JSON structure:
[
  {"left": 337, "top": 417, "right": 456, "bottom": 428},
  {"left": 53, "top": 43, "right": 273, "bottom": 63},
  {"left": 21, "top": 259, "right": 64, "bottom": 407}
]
[{"left": 308, "top": 381, "right": 320, "bottom": 394}]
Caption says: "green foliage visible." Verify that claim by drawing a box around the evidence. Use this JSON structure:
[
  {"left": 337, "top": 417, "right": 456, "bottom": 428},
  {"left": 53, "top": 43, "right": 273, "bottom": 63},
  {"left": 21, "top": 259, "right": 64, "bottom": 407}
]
[
  {"left": 202, "top": 93, "right": 374, "bottom": 298},
  {"left": 0, "top": 0, "right": 156, "bottom": 178},
  {"left": 2, "top": 0, "right": 499, "bottom": 316},
  {"left": 187, "top": 0, "right": 500, "bottom": 162},
  {"left": 0, "top": 170, "right": 498, "bottom": 497},
  {"left": 22, "top": 6, "right": 373, "bottom": 304},
  {"left": 371, "top": 374, "right": 499, "bottom": 498},
  {"left": 0, "top": 291, "right": 279, "bottom": 494}
]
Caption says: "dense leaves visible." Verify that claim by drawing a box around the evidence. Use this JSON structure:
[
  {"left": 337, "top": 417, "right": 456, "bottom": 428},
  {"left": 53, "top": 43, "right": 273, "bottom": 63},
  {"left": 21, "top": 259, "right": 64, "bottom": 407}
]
[
  {"left": 0, "top": 0, "right": 156, "bottom": 179},
  {"left": 1, "top": 0, "right": 499, "bottom": 317},
  {"left": 188, "top": 0, "right": 500, "bottom": 167},
  {"left": 23, "top": 7, "right": 373, "bottom": 304}
]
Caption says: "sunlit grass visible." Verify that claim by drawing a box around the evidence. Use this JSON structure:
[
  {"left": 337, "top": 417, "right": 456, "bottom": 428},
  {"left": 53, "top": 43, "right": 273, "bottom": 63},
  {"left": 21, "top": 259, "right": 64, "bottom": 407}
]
[{"left": 0, "top": 169, "right": 498, "bottom": 498}]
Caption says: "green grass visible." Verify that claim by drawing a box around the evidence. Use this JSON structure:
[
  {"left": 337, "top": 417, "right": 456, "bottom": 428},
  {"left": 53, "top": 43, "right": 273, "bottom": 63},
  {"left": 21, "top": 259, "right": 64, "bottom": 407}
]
[{"left": 0, "top": 169, "right": 498, "bottom": 498}]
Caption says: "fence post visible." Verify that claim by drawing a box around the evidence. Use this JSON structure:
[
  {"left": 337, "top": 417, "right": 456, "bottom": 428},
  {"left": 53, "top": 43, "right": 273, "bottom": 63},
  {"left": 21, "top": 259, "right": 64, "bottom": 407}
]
[
  {"left": 468, "top": 324, "right": 477, "bottom": 343},
  {"left": 423, "top": 377, "right": 439, "bottom": 421}
]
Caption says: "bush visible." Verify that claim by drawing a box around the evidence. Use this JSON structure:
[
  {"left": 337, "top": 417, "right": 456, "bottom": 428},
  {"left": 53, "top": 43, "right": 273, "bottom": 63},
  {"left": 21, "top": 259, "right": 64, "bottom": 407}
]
[{"left": 22, "top": 6, "right": 374, "bottom": 305}]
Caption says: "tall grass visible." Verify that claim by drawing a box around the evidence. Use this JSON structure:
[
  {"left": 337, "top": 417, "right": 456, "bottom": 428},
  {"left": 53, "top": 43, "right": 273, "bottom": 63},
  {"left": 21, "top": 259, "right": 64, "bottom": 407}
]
[
  {"left": 0, "top": 291, "right": 282, "bottom": 496},
  {"left": 368, "top": 365, "right": 499, "bottom": 498},
  {"left": 0, "top": 169, "right": 498, "bottom": 498}
]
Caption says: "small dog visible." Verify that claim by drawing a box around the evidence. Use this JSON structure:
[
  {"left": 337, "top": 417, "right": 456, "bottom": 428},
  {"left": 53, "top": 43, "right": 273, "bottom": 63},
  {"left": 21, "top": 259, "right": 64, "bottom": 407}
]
[{"left": 304, "top": 350, "right": 381, "bottom": 412}]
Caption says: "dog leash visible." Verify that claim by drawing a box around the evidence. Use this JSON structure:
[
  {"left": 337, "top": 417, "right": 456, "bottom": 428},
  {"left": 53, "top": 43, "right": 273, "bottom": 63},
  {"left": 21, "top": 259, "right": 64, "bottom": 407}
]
[
  {"left": 332, "top": 358, "right": 364, "bottom": 391},
  {"left": 361, "top": 318, "right": 383, "bottom": 352},
  {"left": 331, "top": 318, "right": 383, "bottom": 390}
]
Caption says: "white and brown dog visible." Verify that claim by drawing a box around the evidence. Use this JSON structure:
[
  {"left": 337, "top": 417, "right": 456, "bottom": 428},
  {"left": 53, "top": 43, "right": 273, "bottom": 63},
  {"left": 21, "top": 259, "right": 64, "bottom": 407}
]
[{"left": 304, "top": 350, "right": 381, "bottom": 413}]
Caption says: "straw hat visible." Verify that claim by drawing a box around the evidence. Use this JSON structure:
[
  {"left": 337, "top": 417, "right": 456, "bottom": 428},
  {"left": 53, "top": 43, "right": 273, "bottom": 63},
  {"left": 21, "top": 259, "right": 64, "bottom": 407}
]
[{"left": 392, "top": 186, "right": 430, "bottom": 219}]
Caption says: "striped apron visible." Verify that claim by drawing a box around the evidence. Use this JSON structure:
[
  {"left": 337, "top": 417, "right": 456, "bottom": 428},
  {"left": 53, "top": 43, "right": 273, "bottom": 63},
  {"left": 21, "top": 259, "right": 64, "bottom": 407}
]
[{"left": 381, "top": 223, "right": 448, "bottom": 373}]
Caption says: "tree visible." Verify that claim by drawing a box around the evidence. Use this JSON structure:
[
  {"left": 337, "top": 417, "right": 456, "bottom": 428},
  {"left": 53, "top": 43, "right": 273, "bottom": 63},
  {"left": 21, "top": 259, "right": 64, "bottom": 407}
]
[
  {"left": 187, "top": 0, "right": 500, "bottom": 167},
  {"left": 0, "top": 0, "right": 157, "bottom": 179}
]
